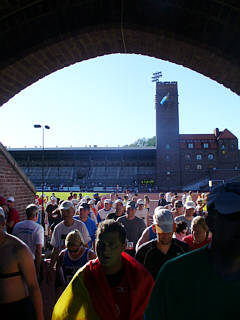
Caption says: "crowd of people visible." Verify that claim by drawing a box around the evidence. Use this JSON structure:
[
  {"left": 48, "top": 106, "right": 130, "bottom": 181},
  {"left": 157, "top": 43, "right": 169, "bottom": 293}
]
[{"left": 1, "top": 184, "right": 240, "bottom": 319}]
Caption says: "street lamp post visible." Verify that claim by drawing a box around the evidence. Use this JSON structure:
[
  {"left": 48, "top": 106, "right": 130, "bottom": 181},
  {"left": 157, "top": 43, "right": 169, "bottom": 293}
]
[{"left": 34, "top": 124, "right": 50, "bottom": 227}]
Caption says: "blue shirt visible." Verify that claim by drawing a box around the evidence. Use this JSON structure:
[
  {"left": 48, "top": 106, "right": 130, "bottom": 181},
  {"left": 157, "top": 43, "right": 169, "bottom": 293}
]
[{"left": 74, "top": 216, "right": 97, "bottom": 247}]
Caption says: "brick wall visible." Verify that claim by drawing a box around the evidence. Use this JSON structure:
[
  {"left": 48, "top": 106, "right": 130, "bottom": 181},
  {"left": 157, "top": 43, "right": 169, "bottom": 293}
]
[{"left": 0, "top": 143, "right": 36, "bottom": 220}]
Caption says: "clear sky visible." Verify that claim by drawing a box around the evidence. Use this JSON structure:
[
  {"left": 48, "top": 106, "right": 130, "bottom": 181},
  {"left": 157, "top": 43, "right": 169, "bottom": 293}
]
[{"left": 0, "top": 53, "right": 239, "bottom": 148}]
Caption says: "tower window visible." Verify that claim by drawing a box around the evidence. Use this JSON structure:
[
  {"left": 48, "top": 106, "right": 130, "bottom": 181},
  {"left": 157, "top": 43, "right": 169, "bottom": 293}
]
[
  {"left": 166, "top": 155, "right": 170, "bottom": 160},
  {"left": 185, "top": 154, "right": 191, "bottom": 160},
  {"left": 208, "top": 154, "right": 214, "bottom": 160},
  {"left": 185, "top": 165, "right": 190, "bottom": 170},
  {"left": 197, "top": 164, "right": 202, "bottom": 170},
  {"left": 188, "top": 143, "right": 194, "bottom": 149},
  {"left": 196, "top": 154, "right": 202, "bottom": 160},
  {"left": 203, "top": 143, "right": 209, "bottom": 149},
  {"left": 166, "top": 144, "right": 170, "bottom": 150}
]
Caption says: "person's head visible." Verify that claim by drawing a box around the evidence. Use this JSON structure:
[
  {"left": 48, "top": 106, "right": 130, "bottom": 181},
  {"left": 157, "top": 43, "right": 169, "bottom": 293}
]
[
  {"left": 175, "top": 221, "right": 188, "bottom": 240},
  {"left": 159, "top": 193, "right": 165, "bottom": 199},
  {"left": 184, "top": 201, "right": 195, "bottom": 217},
  {"left": 59, "top": 201, "right": 75, "bottom": 222},
  {"left": 153, "top": 208, "right": 174, "bottom": 246},
  {"left": 50, "top": 197, "right": 57, "bottom": 205},
  {"left": 0, "top": 207, "right": 6, "bottom": 229},
  {"left": 7, "top": 196, "right": 15, "bottom": 209},
  {"left": 126, "top": 201, "right": 137, "bottom": 219},
  {"left": 78, "top": 203, "right": 90, "bottom": 221},
  {"left": 144, "top": 195, "right": 150, "bottom": 202},
  {"left": 110, "top": 193, "right": 115, "bottom": 201},
  {"left": 73, "top": 193, "right": 78, "bottom": 199},
  {"left": 132, "top": 196, "right": 137, "bottom": 203},
  {"left": 26, "top": 204, "right": 39, "bottom": 221},
  {"left": 85, "top": 195, "right": 91, "bottom": 203},
  {"left": 206, "top": 182, "right": 240, "bottom": 254},
  {"left": 191, "top": 216, "right": 208, "bottom": 243},
  {"left": 174, "top": 200, "right": 183, "bottom": 216},
  {"left": 104, "top": 199, "right": 112, "bottom": 210},
  {"left": 96, "top": 220, "right": 126, "bottom": 273},
  {"left": 0, "top": 196, "right": 8, "bottom": 213},
  {"left": 65, "top": 229, "right": 84, "bottom": 258},
  {"left": 115, "top": 199, "right": 124, "bottom": 215},
  {"left": 189, "top": 191, "right": 192, "bottom": 195},
  {"left": 123, "top": 195, "right": 128, "bottom": 201},
  {"left": 137, "top": 199, "right": 144, "bottom": 210}
]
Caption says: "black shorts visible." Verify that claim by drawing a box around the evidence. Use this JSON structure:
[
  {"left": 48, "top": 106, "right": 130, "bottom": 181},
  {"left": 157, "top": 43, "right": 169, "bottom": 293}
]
[{"left": 1, "top": 297, "right": 34, "bottom": 320}]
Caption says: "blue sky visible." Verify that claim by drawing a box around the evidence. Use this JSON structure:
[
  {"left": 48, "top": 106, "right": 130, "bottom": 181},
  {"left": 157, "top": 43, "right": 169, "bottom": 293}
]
[{"left": 0, "top": 53, "right": 239, "bottom": 148}]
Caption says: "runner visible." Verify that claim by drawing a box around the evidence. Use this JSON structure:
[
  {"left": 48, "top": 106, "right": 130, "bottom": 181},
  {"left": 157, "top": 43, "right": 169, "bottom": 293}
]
[
  {"left": 52, "top": 220, "right": 154, "bottom": 320},
  {"left": 107, "top": 199, "right": 125, "bottom": 220},
  {"left": 49, "top": 201, "right": 91, "bottom": 276},
  {"left": 145, "top": 182, "right": 240, "bottom": 319},
  {"left": 56, "top": 230, "right": 96, "bottom": 293},
  {"left": 135, "top": 208, "right": 189, "bottom": 279},
  {"left": 117, "top": 201, "right": 146, "bottom": 256},
  {"left": 183, "top": 216, "right": 210, "bottom": 251},
  {"left": 0, "top": 207, "right": 44, "bottom": 320},
  {"left": 12, "top": 204, "right": 44, "bottom": 278}
]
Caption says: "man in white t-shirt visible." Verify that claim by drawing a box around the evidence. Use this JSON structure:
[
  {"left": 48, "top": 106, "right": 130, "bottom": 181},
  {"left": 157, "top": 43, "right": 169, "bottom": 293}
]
[
  {"left": 135, "top": 199, "right": 149, "bottom": 226},
  {"left": 13, "top": 204, "right": 44, "bottom": 277},
  {"left": 49, "top": 201, "right": 91, "bottom": 273},
  {"left": 98, "top": 199, "right": 115, "bottom": 221}
]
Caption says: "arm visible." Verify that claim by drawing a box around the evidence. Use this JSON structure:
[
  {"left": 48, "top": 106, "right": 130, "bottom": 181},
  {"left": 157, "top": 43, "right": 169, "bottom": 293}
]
[
  {"left": 18, "top": 245, "right": 44, "bottom": 320},
  {"left": 35, "top": 244, "right": 42, "bottom": 278},
  {"left": 50, "top": 247, "right": 60, "bottom": 270},
  {"left": 88, "top": 249, "right": 97, "bottom": 261},
  {"left": 136, "top": 228, "right": 150, "bottom": 252}
]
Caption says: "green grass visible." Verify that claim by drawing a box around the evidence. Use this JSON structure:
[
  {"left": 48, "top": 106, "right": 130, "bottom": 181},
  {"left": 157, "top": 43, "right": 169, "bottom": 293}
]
[{"left": 36, "top": 191, "right": 108, "bottom": 200}]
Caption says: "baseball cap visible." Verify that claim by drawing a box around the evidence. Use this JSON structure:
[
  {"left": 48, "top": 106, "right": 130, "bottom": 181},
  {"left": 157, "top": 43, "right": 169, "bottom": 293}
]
[
  {"left": 115, "top": 199, "right": 123, "bottom": 205},
  {"left": 93, "top": 193, "right": 99, "bottom": 197},
  {"left": 104, "top": 199, "right": 112, "bottom": 204},
  {"left": 7, "top": 196, "right": 15, "bottom": 202},
  {"left": 207, "top": 182, "right": 240, "bottom": 215},
  {"left": 137, "top": 199, "right": 144, "bottom": 205},
  {"left": 59, "top": 200, "right": 74, "bottom": 211},
  {"left": 0, "top": 196, "right": 6, "bottom": 206},
  {"left": 79, "top": 198, "right": 87, "bottom": 204},
  {"left": 85, "top": 195, "right": 91, "bottom": 200},
  {"left": 126, "top": 201, "right": 137, "bottom": 210},
  {"left": 78, "top": 203, "right": 90, "bottom": 210},
  {"left": 0, "top": 207, "right": 5, "bottom": 219},
  {"left": 153, "top": 208, "right": 174, "bottom": 233},
  {"left": 88, "top": 199, "right": 95, "bottom": 205},
  {"left": 185, "top": 201, "right": 196, "bottom": 210}
]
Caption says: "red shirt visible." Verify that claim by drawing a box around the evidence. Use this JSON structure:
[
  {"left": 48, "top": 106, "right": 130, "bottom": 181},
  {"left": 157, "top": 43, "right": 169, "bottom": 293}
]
[
  {"left": 7, "top": 208, "right": 20, "bottom": 233},
  {"left": 183, "top": 234, "right": 209, "bottom": 251}
]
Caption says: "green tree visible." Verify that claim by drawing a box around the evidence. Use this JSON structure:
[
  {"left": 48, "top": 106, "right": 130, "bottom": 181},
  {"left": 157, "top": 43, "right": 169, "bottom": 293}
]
[{"left": 123, "top": 136, "right": 156, "bottom": 147}]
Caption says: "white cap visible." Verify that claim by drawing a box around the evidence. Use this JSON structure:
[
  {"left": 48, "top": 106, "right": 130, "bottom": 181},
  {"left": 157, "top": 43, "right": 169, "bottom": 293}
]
[
  {"left": 115, "top": 199, "right": 123, "bottom": 205},
  {"left": 0, "top": 207, "right": 5, "bottom": 219},
  {"left": 137, "top": 199, "right": 144, "bottom": 205},
  {"left": 79, "top": 198, "right": 87, "bottom": 204},
  {"left": 104, "top": 199, "right": 112, "bottom": 204},
  {"left": 7, "top": 196, "right": 15, "bottom": 202},
  {"left": 51, "top": 196, "right": 57, "bottom": 201},
  {"left": 59, "top": 200, "right": 74, "bottom": 211},
  {"left": 85, "top": 195, "right": 91, "bottom": 200},
  {"left": 88, "top": 199, "right": 95, "bottom": 205},
  {"left": 185, "top": 201, "right": 196, "bottom": 210}
]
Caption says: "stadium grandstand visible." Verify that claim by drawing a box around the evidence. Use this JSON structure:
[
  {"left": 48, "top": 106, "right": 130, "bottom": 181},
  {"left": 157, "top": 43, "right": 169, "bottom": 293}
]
[{"left": 9, "top": 147, "right": 156, "bottom": 192}]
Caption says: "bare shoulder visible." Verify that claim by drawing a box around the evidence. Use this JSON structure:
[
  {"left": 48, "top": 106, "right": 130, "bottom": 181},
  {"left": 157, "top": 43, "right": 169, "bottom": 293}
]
[{"left": 6, "top": 233, "right": 32, "bottom": 256}]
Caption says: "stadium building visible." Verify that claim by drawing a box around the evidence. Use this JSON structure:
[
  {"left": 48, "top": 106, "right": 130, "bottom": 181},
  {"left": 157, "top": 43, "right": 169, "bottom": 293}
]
[{"left": 9, "top": 82, "right": 240, "bottom": 192}]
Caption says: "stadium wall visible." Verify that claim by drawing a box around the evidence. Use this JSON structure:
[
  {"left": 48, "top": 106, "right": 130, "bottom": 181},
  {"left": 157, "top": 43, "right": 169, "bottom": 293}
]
[{"left": 0, "top": 143, "right": 36, "bottom": 220}]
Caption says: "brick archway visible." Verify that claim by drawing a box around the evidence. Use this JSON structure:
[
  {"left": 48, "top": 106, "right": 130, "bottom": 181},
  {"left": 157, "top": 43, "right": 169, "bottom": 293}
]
[{"left": 0, "top": 1, "right": 239, "bottom": 106}]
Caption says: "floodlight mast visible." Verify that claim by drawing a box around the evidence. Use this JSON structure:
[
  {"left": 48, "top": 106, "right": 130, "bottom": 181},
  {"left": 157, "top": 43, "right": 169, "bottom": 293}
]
[{"left": 152, "top": 71, "right": 162, "bottom": 83}]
